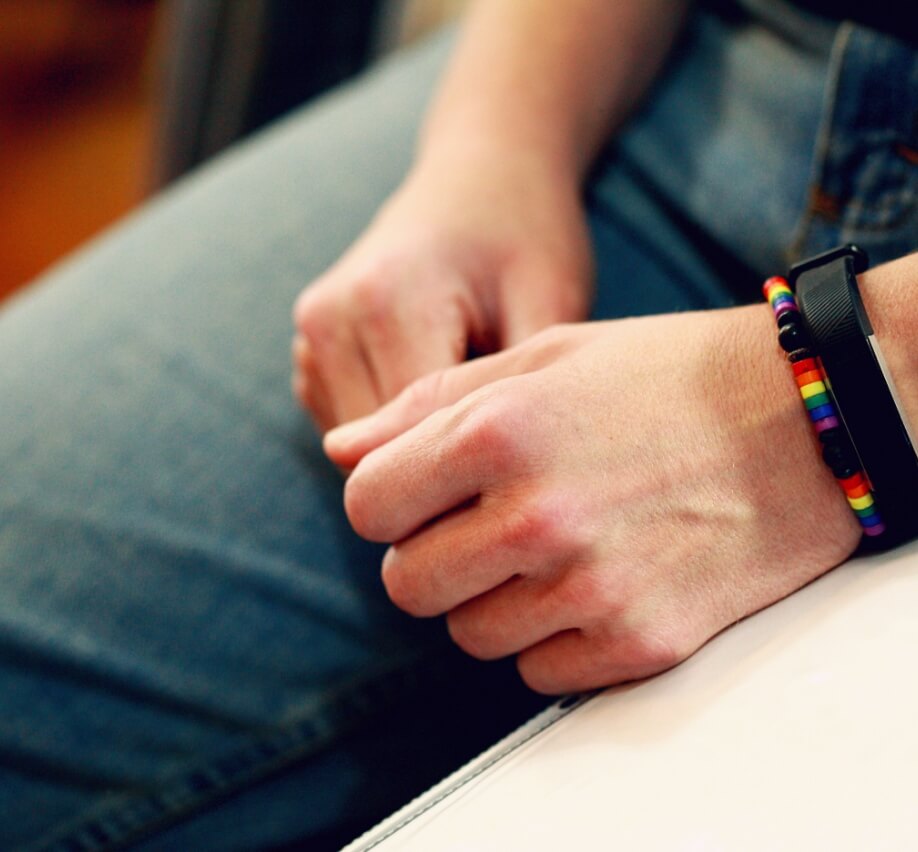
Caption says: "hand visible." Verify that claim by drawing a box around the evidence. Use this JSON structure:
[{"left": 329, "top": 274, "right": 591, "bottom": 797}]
[
  {"left": 291, "top": 149, "right": 593, "bottom": 432},
  {"left": 324, "top": 309, "right": 862, "bottom": 693}
]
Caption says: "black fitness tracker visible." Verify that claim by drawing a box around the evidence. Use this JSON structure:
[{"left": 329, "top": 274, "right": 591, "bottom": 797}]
[{"left": 790, "top": 245, "right": 918, "bottom": 546}]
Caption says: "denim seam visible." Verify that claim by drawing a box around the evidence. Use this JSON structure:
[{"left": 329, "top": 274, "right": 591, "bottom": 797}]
[
  {"left": 788, "top": 22, "right": 853, "bottom": 262},
  {"left": 27, "top": 651, "right": 442, "bottom": 852}
]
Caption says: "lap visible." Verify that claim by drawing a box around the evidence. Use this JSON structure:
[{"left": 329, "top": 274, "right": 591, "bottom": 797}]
[{"left": 0, "top": 11, "right": 838, "bottom": 851}]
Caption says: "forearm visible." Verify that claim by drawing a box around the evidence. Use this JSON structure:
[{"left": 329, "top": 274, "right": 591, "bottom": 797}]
[{"left": 416, "top": 0, "right": 691, "bottom": 182}]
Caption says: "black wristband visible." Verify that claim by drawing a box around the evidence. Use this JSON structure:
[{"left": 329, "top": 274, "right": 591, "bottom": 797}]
[{"left": 790, "top": 245, "right": 918, "bottom": 548}]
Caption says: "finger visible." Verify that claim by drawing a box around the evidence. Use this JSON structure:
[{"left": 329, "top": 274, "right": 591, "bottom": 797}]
[
  {"left": 291, "top": 335, "right": 336, "bottom": 432},
  {"left": 321, "top": 327, "right": 383, "bottom": 424},
  {"left": 294, "top": 290, "right": 382, "bottom": 425},
  {"left": 516, "top": 628, "right": 682, "bottom": 695},
  {"left": 445, "top": 573, "right": 583, "bottom": 661},
  {"left": 341, "top": 375, "right": 535, "bottom": 543},
  {"left": 380, "top": 498, "right": 563, "bottom": 617},
  {"left": 324, "top": 345, "right": 529, "bottom": 467},
  {"left": 357, "top": 279, "right": 475, "bottom": 402}
]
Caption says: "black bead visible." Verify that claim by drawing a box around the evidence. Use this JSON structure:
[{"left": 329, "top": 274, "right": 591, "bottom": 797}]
[
  {"left": 788, "top": 347, "right": 814, "bottom": 363},
  {"left": 777, "top": 309, "right": 802, "bottom": 329},
  {"left": 818, "top": 427, "right": 844, "bottom": 445},
  {"left": 831, "top": 464, "right": 858, "bottom": 480},
  {"left": 823, "top": 442, "right": 857, "bottom": 470},
  {"left": 778, "top": 322, "right": 811, "bottom": 353}
]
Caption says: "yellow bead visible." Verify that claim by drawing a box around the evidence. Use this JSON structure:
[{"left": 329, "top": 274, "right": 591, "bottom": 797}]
[
  {"left": 800, "top": 381, "right": 827, "bottom": 399},
  {"left": 848, "top": 493, "right": 875, "bottom": 511},
  {"left": 767, "top": 284, "right": 793, "bottom": 300}
]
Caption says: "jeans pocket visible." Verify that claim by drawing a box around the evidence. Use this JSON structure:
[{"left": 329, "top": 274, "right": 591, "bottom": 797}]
[
  {"left": 799, "top": 24, "right": 918, "bottom": 263},
  {"left": 830, "top": 132, "right": 918, "bottom": 232}
]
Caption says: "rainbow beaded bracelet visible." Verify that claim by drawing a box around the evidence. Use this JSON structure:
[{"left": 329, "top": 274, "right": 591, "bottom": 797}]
[{"left": 763, "top": 276, "right": 886, "bottom": 537}]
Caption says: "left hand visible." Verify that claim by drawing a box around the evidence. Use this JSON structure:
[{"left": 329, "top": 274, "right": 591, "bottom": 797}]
[{"left": 325, "top": 308, "right": 861, "bottom": 694}]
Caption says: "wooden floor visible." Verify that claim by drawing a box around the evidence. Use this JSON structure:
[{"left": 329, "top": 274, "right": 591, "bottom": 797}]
[{"left": 0, "top": 2, "right": 157, "bottom": 302}]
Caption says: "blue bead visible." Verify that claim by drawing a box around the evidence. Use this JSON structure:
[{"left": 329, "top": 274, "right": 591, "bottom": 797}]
[{"left": 808, "top": 403, "right": 835, "bottom": 421}]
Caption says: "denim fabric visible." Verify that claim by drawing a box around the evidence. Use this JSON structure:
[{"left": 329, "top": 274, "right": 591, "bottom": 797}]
[
  {"left": 796, "top": 23, "right": 918, "bottom": 262},
  {"left": 0, "top": 6, "right": 913, "bottom": 851}
]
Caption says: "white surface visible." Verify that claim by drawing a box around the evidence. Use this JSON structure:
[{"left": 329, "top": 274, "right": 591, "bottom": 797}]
[{"left": 346, "top": 541, "right": 918, "bottom": 851}]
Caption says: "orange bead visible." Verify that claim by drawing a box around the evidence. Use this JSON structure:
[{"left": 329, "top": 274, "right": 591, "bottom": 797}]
[
  {"left": 844, "top": 481, "right": 871, "bottom": 499},
  {"left": 795, "top": 369, "right": 823, "bottom": 388}
]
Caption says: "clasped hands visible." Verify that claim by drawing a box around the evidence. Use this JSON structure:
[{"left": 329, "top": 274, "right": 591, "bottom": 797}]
[{"left": 292, "top": 160, "right": 860, "bottom": 694}]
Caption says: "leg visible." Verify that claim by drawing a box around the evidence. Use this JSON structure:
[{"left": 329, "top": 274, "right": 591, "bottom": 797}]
[
  {"left": 0, "top": 9, "right": 838, "bottom": 852},
  {"left": 0, "top": 33, "right": 550, "bottom": 851}
]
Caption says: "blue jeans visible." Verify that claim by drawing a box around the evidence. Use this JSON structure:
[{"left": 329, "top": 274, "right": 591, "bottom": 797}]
[{"left": 1, "top": 6, "right": 914, "bottom": 850}]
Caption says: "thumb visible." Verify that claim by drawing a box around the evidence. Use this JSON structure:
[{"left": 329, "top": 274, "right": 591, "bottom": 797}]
[{"left": 323, "top": 345, "right": 526, "bottom": 468}]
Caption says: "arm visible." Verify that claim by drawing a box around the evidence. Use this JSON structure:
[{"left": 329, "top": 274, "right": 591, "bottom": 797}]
[
  {"left": 292, "top": 1, "right": 690, "bottom": 430},
  {"left": 417, "top": 0, "right": 691, "bottom": 181},
  {"left": 325, "top": 252, "right": 917, "bottom": 693}
]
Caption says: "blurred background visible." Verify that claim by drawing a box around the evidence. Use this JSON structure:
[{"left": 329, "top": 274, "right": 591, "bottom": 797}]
[{"left": 0, "top": 0, "right": 466, "bottom": 303}]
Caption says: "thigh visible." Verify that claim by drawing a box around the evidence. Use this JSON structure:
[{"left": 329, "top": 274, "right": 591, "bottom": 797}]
[
  {"left": 0, "top": 32, "right": 549, "bottom": 852},
  {"left": 587, "top": 2, "right": 837, "bottom": 315}
]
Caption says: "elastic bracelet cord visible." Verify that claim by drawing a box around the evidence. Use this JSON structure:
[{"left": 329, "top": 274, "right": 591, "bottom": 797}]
[{"left": 763, "top": 276, "right": 886, "bottom": 537}]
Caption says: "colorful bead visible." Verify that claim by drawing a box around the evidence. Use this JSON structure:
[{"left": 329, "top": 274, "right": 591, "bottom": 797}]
[
  {"left": 814, "top": 417, "right": 841, "bottom": 434},
  {"left": 792, "top": 358, "right": 820, "bottom": 376},
  {"left": 845, "top": 481, "right": 871, "bottom": 499},
  {"left": 795, "top": 370, "right": 823, "bottom": 388},
  {"left": 800, "top": 381, "right": 828, "bottom": 400},
  {"left": 764, "top": 275, "right": 885, "bottom": 538},
  {"left": 808, "top": 403, "right": 835, "bottom": 421}
]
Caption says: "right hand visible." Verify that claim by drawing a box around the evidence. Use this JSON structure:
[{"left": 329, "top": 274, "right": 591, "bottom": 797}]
[{"left": 291, "top": 148, "right": 594, "bottom": 433}]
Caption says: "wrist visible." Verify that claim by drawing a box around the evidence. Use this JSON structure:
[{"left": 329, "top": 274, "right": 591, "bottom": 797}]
[
  {"left": 414, "top": 121, "right": 582, "bottom": 192},
  {"left": 735, "top": 304, "right": 862, "bottom": 565}
]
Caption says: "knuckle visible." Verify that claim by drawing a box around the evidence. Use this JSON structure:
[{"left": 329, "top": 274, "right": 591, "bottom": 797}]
[
  {"left": 612, "top": 624, "right": 687, "bottom": 678},
  {"left": 292, "top": 286, "right": 324, "bottom": 329},
  {"left": 515, "top": 655, "right": 562, "bottom": 696},
  {"left": 446, "top": 611, "right": 495, "bottom": 660},
  {"left": 554, "top": 570, "right": 608, "bottom": 616},
  {"left": 342, "top": 471, "right": 382, "bottom": 541},
  {"left": 502, "top": 493, "right": 583, "bottom": 556},
  {"left": 453, "top": 398, "right": 523, "bottom": 474},
  {"left": 380, "top": 552, "right": 428, "bottom": 617},
  {"left": 352, "top": 274, "right": 398, "bottom": 336}
]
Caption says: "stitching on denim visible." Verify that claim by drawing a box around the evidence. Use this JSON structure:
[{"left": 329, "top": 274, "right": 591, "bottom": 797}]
[
  {"left": 27, "top": 652, "right": 439, "bottom": 852},
  {"left": 788, "top": 22, "right": 853, "bottom": 261}
]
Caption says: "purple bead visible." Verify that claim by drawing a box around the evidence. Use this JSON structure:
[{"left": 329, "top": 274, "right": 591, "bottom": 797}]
[{"left": 813, "top": 416, "right": 840, "bottom": 434}]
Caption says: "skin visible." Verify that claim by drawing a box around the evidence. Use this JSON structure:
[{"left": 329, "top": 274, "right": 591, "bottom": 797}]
[
  {"left": 291, "top": 0, "right": 688, "bottom": 430},
  {"left": 291, "top": 0, "right": 918, "bottom": 693},
  {"left": 325, "top": 254, "right": 918, "bottom": 694}
]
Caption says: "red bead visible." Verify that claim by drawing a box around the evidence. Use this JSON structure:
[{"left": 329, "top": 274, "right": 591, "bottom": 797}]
[
  {"left": 845, "top": 482, "right": 871, "bottom": 499},
  {"left": 762, "top": 276, "right": 789, "bottom": 299},
  {"left": 792, "top": 358, "right": 819, "bottom": 376},
  {"left": 840, "top": 472, "right": 865, "bottom": 490}
]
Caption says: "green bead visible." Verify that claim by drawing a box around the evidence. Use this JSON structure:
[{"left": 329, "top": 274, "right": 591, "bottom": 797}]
[{"left": 804, "top": 392, "right": 831, "bottom": 410}]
